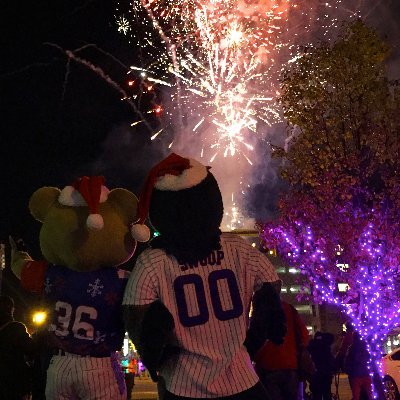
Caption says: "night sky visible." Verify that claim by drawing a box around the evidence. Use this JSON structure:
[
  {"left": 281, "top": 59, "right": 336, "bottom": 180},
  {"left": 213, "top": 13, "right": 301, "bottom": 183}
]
[
  {"left": 0, "top": 0, "right": 165, "bottom": 315},
  {"left": 0, "top": 1, "right": 399, "bottom": 319},
  {"left": 0, "top": 1, "right": 166, "bottom": 254}
]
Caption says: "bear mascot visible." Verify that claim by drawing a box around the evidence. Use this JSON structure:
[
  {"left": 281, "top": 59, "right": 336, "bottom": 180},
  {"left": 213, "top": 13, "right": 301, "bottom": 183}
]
[
  {"left": 10, "top": 175, "right": 139, "bottom": 400},
  {"left": 123, "top": 153, "right": 286, "bottom": 400}
]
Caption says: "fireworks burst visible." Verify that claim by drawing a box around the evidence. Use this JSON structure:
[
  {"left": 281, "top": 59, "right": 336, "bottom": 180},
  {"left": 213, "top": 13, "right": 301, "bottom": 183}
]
[
  {"left": 114, "top": 0, "right": 364, "bottom": 230},
  {"left": 115, "top": 0, "right": 297, "bottom": 163},
  {"left": 116, "top": 15, "right": 131, "bottom": 35},
  {"left": 115, "top": 0, "right": 363, "bottom": 164}
]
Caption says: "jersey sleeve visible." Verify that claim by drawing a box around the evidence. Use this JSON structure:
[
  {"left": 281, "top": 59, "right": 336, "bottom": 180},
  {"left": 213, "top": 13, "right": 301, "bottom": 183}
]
[
  {"left": 20, "top": 260, "right": 48, "bottom": 293},
  {"left": 123, "top": 250, "right": 159, "bottom": 306}
]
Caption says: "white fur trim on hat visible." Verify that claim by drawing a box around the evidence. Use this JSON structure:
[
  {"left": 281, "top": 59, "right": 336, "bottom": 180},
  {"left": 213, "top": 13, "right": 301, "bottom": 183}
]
[
  {"left": 58, "top": 186, "right": 110, "bottom": 207},
  {"left": 155, "top": 158, "right": 207, "bottom": 191},
  {"left": 87, "top": 214, "right": 104, "bottom": 230},
  {"left": 131, "top": 223, "right": 151, "bottom": 242}
]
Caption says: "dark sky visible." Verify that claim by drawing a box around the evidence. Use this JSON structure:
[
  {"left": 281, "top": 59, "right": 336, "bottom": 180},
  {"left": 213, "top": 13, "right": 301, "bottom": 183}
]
[
  {"left": 0, "top": 0, "right": 165, "bottom": 318},
  {"left": 1, "top": 0, "right": 399, "bottom": 253},
  {"left": 0, "top": 1, "right": 166, "bottom": 256}
]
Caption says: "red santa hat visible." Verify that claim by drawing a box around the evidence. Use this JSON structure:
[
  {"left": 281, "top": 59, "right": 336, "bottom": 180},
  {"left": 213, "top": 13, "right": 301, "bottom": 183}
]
[
  {"left": 58, "top": 176, "right": 110, "bottom": 230},
  {"left": 131, "top": 153, "right": 208, "bottom": 242}
]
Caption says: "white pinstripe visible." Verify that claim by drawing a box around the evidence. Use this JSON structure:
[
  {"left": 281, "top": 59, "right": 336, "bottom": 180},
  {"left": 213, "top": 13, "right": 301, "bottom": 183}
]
[
  {"left": 45, "top": 353, "right": 126, "bottom": 400},
  {"left": 123, "top": 233, "right": 279, "bottom": 398}
]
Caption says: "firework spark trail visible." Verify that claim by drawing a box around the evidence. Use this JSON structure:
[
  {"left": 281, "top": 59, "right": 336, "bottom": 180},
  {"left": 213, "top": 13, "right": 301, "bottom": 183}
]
[
  {"left": 45, "top": 42, "right": 153, "bottom": 132},
  {"left": 139, "top": 0, "right": 186, "bottom": 130},
  {"left": 116, "top": 1, "right": 369, "bottom": 165},
  {"left": 179, "top": 1, "right": 292, "bottom": 162},
  {"left": 118, "top": 0, "right": 296, "bottom": 163}
]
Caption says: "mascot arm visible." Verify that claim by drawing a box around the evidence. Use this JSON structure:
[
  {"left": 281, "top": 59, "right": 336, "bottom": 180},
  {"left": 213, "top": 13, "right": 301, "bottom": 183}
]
[
  {"left": 9, "top": 236, "right": 34, "bottom": 279},
  {"left": 10, "top": 235, "right": 47, "bottom": 293},
  {"left": 244, "top": 281, "right": 287, "bottom": 360},
  {"left": 123, "top": 301, "right": 177, "bottom": 382}
]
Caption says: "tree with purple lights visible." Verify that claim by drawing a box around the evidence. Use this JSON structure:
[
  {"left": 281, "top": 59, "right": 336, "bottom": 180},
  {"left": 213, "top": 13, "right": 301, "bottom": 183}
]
[{"left": 259, "top": 21, "right": 400, "bottom": 399}]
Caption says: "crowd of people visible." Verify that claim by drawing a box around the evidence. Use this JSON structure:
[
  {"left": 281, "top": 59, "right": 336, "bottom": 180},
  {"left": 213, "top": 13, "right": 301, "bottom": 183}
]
[
  {"left": 0, "top": 154, "right": 378, "bottom": 400},
  {"left": 0, "top": 290, "right": 377, "bottom": 400}
]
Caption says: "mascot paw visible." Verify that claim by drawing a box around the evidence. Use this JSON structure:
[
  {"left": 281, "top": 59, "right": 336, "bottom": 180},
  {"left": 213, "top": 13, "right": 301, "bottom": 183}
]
[
  {"left": 148, "top": 369, "right": 159, "bottom": 382},
  {"left": 139, "top": 301, "right": 178, "bottom": 376}
]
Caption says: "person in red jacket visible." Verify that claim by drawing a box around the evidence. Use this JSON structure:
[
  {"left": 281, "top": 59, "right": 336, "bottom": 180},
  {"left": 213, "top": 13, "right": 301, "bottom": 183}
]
[
  {"left": 254, "top": 300, "right": 310, "bottom": 400},
  {"left": 344, "top": 332, "right": 373, "bottom": 400}
]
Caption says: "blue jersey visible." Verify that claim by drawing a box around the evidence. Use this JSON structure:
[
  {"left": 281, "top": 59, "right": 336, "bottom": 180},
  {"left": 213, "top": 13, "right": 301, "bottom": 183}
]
[{"left": 44, "top": 264, "right": 129, "bottom": 356}]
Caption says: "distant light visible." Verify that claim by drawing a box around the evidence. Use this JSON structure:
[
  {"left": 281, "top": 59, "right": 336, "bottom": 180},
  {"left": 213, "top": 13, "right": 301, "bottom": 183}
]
[
  {"left": 251, "top": 242, "right": 256, "bottom": 247},
  {"left": 336, "top": 263, "right": 350, "bottom": 272},
  {"left": 0, "top": 243, "right": 5, "bottom": 270},
  {"left": 338, "top": 283, "right": 350, "bottom": 292},
  {"left": 123, "top": 335, "right": 129, "bottom": 356},
  {"left": 32, "top": 311, "right": 47, "bottom": 326}
]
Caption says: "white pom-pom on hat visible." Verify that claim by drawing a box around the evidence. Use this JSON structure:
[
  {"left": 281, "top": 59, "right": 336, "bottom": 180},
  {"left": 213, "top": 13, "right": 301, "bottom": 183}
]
[
  {"left": 87, "top": 214, "right": 104, "bottom": 230},
  {"left": 130, "top": 153, "right": 208, "bottom": 242},
  {"left": 130, "top": 223, "right": 151, "bottom": 243}
]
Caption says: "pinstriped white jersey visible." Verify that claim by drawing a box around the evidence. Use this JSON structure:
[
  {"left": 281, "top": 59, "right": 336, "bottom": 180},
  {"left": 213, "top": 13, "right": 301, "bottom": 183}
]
[{"left": 123, "top": 233, "right": 279, "bottom": 398}]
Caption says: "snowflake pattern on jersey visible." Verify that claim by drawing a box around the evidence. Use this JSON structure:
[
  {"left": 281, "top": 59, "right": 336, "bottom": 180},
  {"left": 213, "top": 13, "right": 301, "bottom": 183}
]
[
  {"left": 39, "top": 265, "right": 129, "bottom": 355},
  {"left": 87, "top": 278, "right": 104, "bottom": 297},
  {"left": 44, "top": 277, "right": 53, "bottom": 294},
  {"left": 94, "top": 331, "right": 107, "bottom": 344}
]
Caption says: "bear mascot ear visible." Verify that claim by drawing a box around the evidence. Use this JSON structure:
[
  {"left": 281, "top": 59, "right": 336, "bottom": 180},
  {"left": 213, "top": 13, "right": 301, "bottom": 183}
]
[
  {"left": 107, "top": 188, "right": 138, "bottom": 225},
  {"left": 29, "top": 187, "right": 61, "bottom": 223},
  {"left": 10, "top": 187, "right": 60, "bottom": 279}
]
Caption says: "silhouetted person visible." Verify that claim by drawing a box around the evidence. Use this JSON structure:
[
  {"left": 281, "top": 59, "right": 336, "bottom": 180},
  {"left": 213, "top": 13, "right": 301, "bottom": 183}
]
[
  {"left": 344, "top": 332, "right": 373, "bottom": 400},
  {"left": 254, "top": 301, "right": 309, "bottom": 400},
  {"left": 0, "top": 295, "right": 34, "bottom": 400},
  {"left": 308, "top": 331, "right": 335, "bottom": 400},
  {"left": 335, "top": 321, "right": 355, "bottom": 373},
  {"left": 124, "top": 357, "right": 136, "bottom": 400},
  {"left": 30, "top": 328, "right": 53, "bottom": 400}
]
